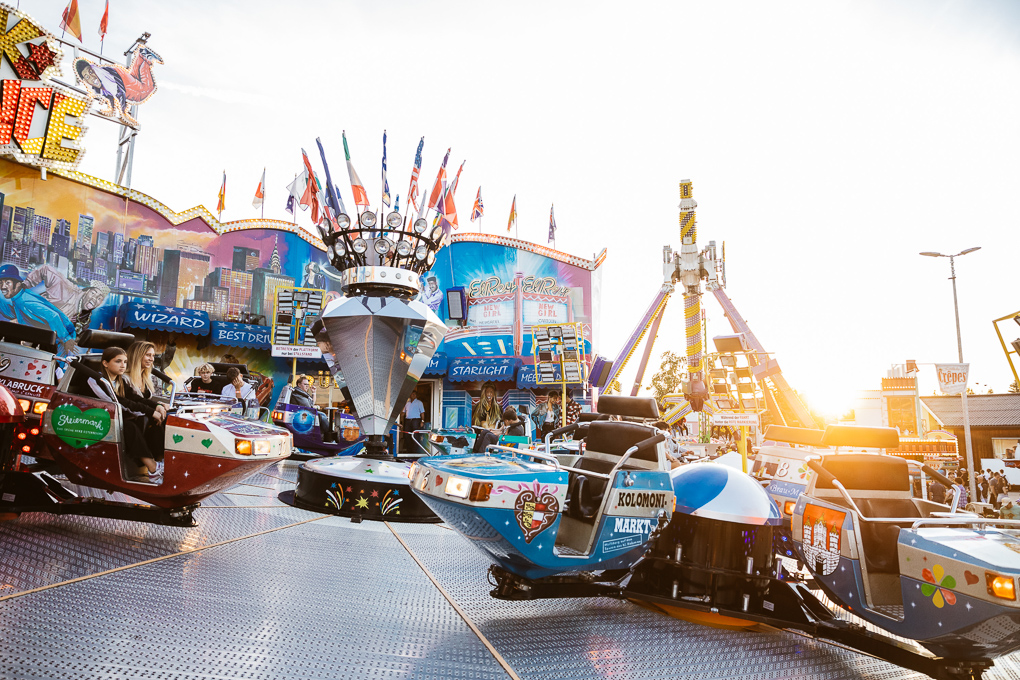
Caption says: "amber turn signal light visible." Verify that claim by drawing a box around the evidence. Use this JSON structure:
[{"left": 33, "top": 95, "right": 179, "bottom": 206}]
[
  {"left": 235, "top": 440, "right": 252, "bottom": 455},
  {"left": 469, "top": 481, "right": 493, "bottom": 502},
  {"left": 987, "top": 572, "right": 1016, "bottom": 601},
  {"left": 784, "top": 501, "right": 796, "bottom": 515}
]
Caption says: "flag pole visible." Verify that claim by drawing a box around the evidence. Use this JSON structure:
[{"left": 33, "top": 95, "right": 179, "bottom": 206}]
[
  {"left": 292, "top": 173, "right": 297, "bottom": 224},
  {"left": 262, "top": 168, "right": 265, "bottom": 219}
]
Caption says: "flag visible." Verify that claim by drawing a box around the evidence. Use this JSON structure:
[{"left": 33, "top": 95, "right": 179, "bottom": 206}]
[
  {"left": 98, "top": 0, "right": 109, "bottom": 40},
  {"left": 449, "top": 160, "right": 465, "bottom": 196},
  {"left": 60, "top": 0, "right": 82, "bottom": 42},
  {"left": 299, "top": 149, "right": 322, "bottom": 222},
  {"left": 252, "top": 168, "right": 265, "bottom": 210},
  {"left": 342, "top": 131, "right": 370, "bottom": 209},
  {"left": 285, "top": 171, "right": 307, "bottom": 215},
  {"left": 507, "top": 195, "right": 517, "bottom": 232},
  {"left": 442, "top": 180, "right": 459, "bottom": 231},
  {"left": 216, "top": 171, "right": 226, "bottom": 214},
  {"left": 381, "top": 130, "right": 391, "bottom": 208},
  {"left": 427, "top": 148, "right": 450, "bottom": 210},
  {"left": 406, "top": 137, "right": 424, "bottom": 216},
  {"left": 548, "top": 203, "right": 557, "bottom": 244},
  {"left": 316, "top": 137, "right": 347, "bottom": 217},
  {"left": 393, "top": 194, "right": 400, "bottom": 213},
  {"left": 470, "top": 187, "right": 483, "bottom": 222}
]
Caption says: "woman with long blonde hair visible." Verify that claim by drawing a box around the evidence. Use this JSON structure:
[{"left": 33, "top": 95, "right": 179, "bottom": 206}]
[{"left": 126, "top": 341, "right": 158, "bottom": 399}]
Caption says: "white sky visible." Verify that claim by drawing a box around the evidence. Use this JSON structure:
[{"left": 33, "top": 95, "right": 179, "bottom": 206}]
[{"left": 22, "top": 0, "right": 1020, "bottom": 415}]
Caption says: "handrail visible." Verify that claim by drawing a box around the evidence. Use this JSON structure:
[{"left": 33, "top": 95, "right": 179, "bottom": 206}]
[
  {"left": 910, "top": 517, "right": 1020, "bottom": 529},
  {"left": 545, "top": 423, "right": 579, "bottom": 456},
  {"left": 559, "top": 464, "right": 611, "bottom": 480}
]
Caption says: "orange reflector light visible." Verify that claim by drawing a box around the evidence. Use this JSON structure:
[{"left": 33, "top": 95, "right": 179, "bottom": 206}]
[
  {"left": 272, "top": 411, "right": 283, "bottom": 420},
  {"left": 987, "top": 573, "right": 1016, "bottom": 601},
  {"left": 235, "top": 439, "right": 252, "bottom": 455},
  {"left": 16, "top": 432, "right": 26, "bottom": 440},
  {"left": 784, "top": 501, "right": 796, "bottom": 515},
  {"left": 29, "top": 428, "right": 39, "bottom": 436},
  {"left": 32, "top": 402, "right": 47, "bottom": 414},
  {"left": 469, "top": 481, "right": 493, "bottom": 502},
  {"left": 21, "top": 445, "right": 30, "bottom": 453},
  {"left": 17, "top": 399, "right": 29, "bottom": 412}
]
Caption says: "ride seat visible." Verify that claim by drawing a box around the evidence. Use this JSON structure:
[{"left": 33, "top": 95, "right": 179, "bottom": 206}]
[
  {"left": 566, "top": 421, "right": 658, "bottom": 521},
  {"left": 64, "top": 357, "right": 106, "bottom": 397},
  {"left": 813, "top": 454, "right": 918, "bottom": 575}
]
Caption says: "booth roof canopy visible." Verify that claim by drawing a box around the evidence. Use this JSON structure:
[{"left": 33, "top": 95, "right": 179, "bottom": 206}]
[{"left": 211, "top": 320, "right": 271, "bottom": 349}]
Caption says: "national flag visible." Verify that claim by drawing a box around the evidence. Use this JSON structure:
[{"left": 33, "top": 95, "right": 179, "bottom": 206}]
[
  {"left": 216, "top": 171, "right": 226, "bottom": 214},
  {"left": 449, "top": 160, "right": 465, "bottom": 197},
  {"left": 98, "top": 0, "right": 109, "bottom": 40},
  {"left": 393, "top": 194, "right": 400, "bottom": 213},
  {"left": 406, "top": 137, "right": 424, "bottom": 216},
  {"left": 548, "top": 203, "right": 557, "bottom": 244},
  {"left": 316, "top": 137, "right": 347, "bottom": 217},
  {"left": 60, "top": 0, "right": 83, "bottom": 42},
  {"left": 470, "top": 187, "right": 483, "bottom": 222},
  {"left": 252, "top": 168, "right": 265, "bottom": 210},
  {"left": 427, "top": 148, "right": 450, "bottom": 210},
  {"left": 507, "top": 195, "right": 517, "bottom": 232},
  {"left": 285, "top": 171, "right": 307, "bottom": 215},
  {"left": 381, "top": 130, "right": 391, "bottom": 208},
  {"left": 442, "top": 180, "right": 459, "bottom": 231},
  {"left": 299, "top": 149, "right": 322, "bottom": 223},
  {"left": 342, "top": 131, "right": 370, "bottom": 209}
]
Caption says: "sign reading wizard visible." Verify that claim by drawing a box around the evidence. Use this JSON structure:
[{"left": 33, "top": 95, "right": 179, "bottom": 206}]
[{"left": 50, "top": 403, "right": 111, "bottom": 448}]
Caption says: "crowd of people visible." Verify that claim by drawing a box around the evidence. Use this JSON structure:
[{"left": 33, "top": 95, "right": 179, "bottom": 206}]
[{"left": 919, "top": 467, "right": 1017, "bottom": 519}]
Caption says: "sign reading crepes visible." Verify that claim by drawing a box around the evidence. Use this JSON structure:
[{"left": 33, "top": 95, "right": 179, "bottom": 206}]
[{"left": 935, "top": 363, "right": 969, "bottom": 395}]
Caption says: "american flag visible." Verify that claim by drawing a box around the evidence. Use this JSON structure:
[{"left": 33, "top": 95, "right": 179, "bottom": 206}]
[
  {"left": 470, "top": 187, "right": 483, "bottom": 222},
  {"left": 406, "top": 137, "right": 423, "bottom": 215}
]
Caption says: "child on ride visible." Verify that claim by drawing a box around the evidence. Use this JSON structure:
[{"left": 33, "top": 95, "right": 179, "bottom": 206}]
[
  {"left": 190, "top": 363, "right": 216, "bottom": 393},
  {"left": 89, "top": 346, "right": 166, "bottom": 484}
]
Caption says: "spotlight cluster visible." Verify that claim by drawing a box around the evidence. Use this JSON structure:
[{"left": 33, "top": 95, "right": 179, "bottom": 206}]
[{"left": 317, "top": 210, "right": 447, "bottom": 277}]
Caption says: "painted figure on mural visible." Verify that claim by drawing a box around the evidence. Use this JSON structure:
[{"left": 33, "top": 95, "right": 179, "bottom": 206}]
[
  {"left": 0, "top": 265, "right": 78, "bottom": 354},
  {"left": 73, "top": 45, "right": 163, "bottom": 129},
  {"left": 16, "top": 264, "right": 109, "bottom": 336},
  {"left": 472, "top": 381, "right": 502, "bottom": 430},
  {"left": 301, "top": 261, "right": 325, "bottom": 290},
  {"left": 421, "top": 273, "right": 443, "bottom": 313}
]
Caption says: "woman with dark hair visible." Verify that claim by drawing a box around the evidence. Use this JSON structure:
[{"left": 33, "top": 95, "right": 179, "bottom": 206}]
[{"left": 88, "top": 347, "right": 165, "bottom": 484}]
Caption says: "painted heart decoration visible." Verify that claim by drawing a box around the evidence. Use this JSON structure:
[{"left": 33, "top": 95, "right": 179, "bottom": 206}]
[
  {"left": 201, "top": 438, "right": 213, "bottom": 448},
  {"left": 514, "top": 489, "right": 559, "bottom": 544},
  {"left": 965, "top": 570, "right": 979, "bottom": 586},
  {"left": 172, "top": 434, "right": 183, "bottom": 444},
  {"left": 51, "top": 404, "right": 111, "bottom": 448},
  {"left": 435, "top": 474, "right": 443, "bottom": 487}
]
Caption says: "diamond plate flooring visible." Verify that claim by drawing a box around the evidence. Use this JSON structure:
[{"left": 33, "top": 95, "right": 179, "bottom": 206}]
[{"left": 1, "top": 459, "right": 1018, "bottom": 680}]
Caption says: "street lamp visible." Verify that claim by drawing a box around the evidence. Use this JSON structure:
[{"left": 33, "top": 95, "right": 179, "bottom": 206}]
[{"left": 920, "top": 247, "right": 980, "bottom": 502}]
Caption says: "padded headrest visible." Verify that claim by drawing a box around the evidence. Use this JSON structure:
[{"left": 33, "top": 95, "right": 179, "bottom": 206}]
[
  {"left": 596, "top": 395, "right": 659, "bottom": 419},
  {"left": 821, "top": 425, "right": 899, "bottom": 449},
  {"left": 77, "top": 329, "right": 136, "bottom": 351},
  {"left": 578, "top": 412, "right": 610, "bottom": 423},
  {"left": 586, "top": 420, "right": 658, "bottom": 461},
  {"left": 210, "top": 362, "right": 249, "bottom": 375},
  {"left": 0, "top": 319, "right": 57, "bottom": 352},
  {"left": 816, "top": 454, "right": 911, "bottom": 492},
  {"left": 764, "top": 425, "right": 825, "bottom": 447}
]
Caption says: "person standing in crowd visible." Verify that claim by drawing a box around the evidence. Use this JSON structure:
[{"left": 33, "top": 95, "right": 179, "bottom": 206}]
[
  {"left": 403, "top": 390, "right": 426, "bottom": 453},
  {"left": 472, "top": 381, "right": 501, "bottom": 430},
  {"left": 564, "top": 389, "right": 582, "bottom": 425},
  {"left": 952, "top": 476, "right": 969, "bottom": 507},
  {"left": 531, "top": 390, "right": 562, "bottom": 440},
  {"left": 977, "top": 469, "right": 990, "bottom": 504},
  {"left": 928, "top": 477, "right": 947, "bottom": 505}
]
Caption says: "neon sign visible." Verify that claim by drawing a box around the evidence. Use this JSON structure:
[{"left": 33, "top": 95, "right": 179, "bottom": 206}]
[
  {"left": 0, "top": 5, "right": 91, "bottom": 170},
  {"left": 467, "top": 275, "right": 570, "bottom": 298}
]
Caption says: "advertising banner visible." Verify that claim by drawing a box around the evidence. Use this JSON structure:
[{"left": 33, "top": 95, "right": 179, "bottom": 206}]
[
  {"left": 935, "top": 363, "right": 969, "bottom": 395},
  {"left": 711, "top": 412, "right": 760, "bottom": 427}
]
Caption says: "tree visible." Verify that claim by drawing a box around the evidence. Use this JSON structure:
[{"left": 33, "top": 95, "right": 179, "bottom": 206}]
[
  {"left": 1010, "top": 380, "right": 1019, "bottom": 394},
  {"left": 649, "top": 351, "right": 687, "bottom": 404}
]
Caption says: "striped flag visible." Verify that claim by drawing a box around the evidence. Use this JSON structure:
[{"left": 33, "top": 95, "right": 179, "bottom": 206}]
[
  {"left": 285, "top": 172, "right": 306, "bottom": 215},
  {"left": 427, "top": 148, "right": 450, "bottom": 210},
  {"left": 316, "top": 137, "right": 346, "bottom": 217},
  {"left": 381, "top": 130, "right": 391, "bottom": 208},
  {"left": 470, "top": 187, "right": 483, "bottom": 222},
  {"left": 98, "top": 0, "right": 109, "bottom": 41},
  {"left": 342, "top": 131, "right": 370, "bottom": 209},
  {"left": 507, "top": 195, "right": 517, "bottom": 232},
  {"left": 252, "top": 168, "right": 265, "bottom": 210},
  {"left": 449, "top": 161, "right": 465, "bottom": 197},
  {"left": 60, "top": 0, "right": 83, "bottom": 42},
  {"left": 218, "top": 171, "right": 228, "bottom": 214},
  {"left": 300, "top": 149, "right": 322, "bottom": 223},
  {"left": 406, "top": 137, "right": 424, "bottom": 215},
  {"left": 548, "top": 203, "right": 557, "bottom": 244},
  {"left": 442, "top": 181, "right": 459, "bottom": 231}
]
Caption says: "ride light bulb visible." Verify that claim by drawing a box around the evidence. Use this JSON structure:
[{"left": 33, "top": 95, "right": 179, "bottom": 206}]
[
  {"left": 21, "top": 445, "right": 30, "bottom": 453},
  {"left": 987, "top": 573, "right": 1016, "bottom": 601},
  {"left": 16, "top": 432, "right": 26, "bottom": 440},
  {"left": 784, "top": 501, "right": 796, "bottom": 515},
  {"left": 17, "top": 399, "right": 29, "bottom": 412},
  {"left": 445, "top": 476, "right": 470, "bottom": 499},
  {"left": 235, "top": 440, "right": 252, "bottom": 455},
  {"left": 32, "top": 402, "right": 46, "bottom": 414},
  {"left": 29, "top": 428, "right": 39, "bottom": 436}
]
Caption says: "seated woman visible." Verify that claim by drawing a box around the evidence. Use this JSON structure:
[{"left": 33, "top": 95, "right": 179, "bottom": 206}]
[
  {"left": 289, "top": 375, "right": 332, "bottom": 440},
  {"left": 190, "top": 363, "right": 216, "bottom": 393},
  {"left": 127, "top": 341, "right": 162, "bottom": 400},
  {"left": 89, "top": 346, "right": 165, "bottom": 484}
]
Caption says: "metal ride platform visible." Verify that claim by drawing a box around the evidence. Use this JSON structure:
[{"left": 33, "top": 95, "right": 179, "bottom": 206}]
[{"left": 1, "top": 461, "right": 1019, "bottom": 680}]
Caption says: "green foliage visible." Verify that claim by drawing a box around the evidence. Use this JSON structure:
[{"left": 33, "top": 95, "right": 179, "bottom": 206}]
[
  {"left": 650, "top": 351, "right": 686, "bottom": 404},
  {"left": 1010, "top": 380, "right": 1019, "bottom": 394}
]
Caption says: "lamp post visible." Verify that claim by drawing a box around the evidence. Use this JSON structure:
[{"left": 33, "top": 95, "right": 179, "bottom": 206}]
[{"left": 920, "top": 247, "right": 980, "bottom": 503}]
